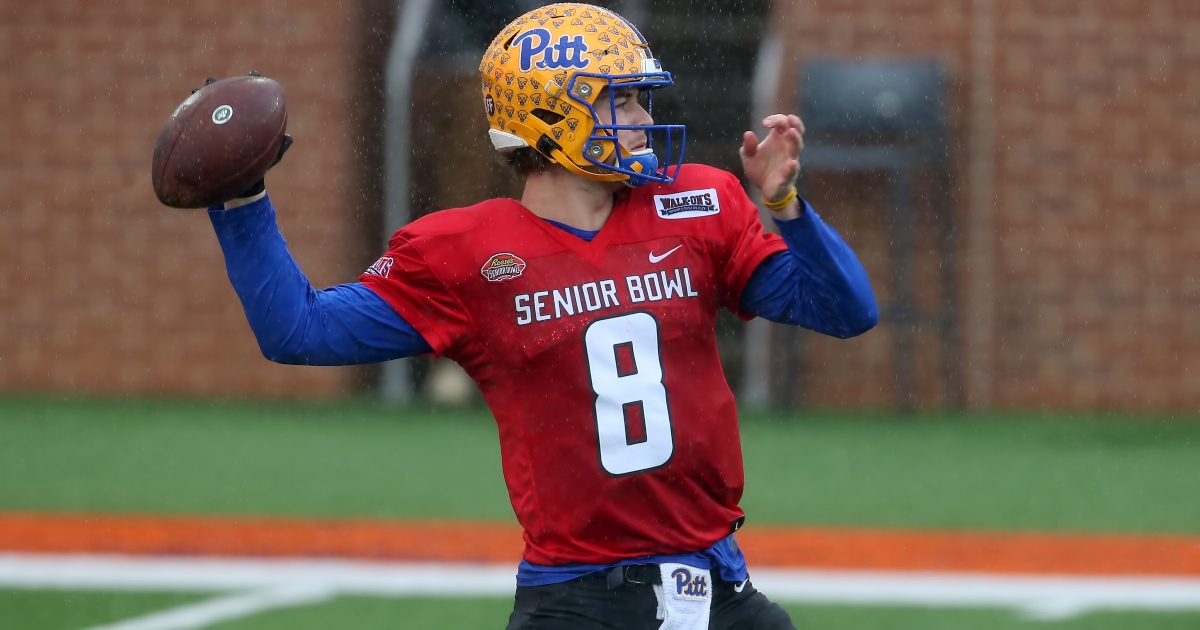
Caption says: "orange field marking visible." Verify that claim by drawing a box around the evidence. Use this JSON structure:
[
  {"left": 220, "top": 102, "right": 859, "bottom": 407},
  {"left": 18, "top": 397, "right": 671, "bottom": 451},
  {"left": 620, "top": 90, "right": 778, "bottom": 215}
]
[
  {"left": 3, "top": 512, "right": 1200, "bottom": 576},
  {"left": 0, "top": 513, "right": 525, "bottom": 563},
  {"left": 737, "top": 526, "right": 1200, "bottom": 576}
]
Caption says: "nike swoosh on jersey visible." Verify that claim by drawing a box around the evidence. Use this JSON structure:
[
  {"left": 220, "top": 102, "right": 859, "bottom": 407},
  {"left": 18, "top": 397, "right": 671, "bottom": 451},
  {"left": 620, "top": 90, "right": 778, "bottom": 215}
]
[
  {"left": 648, "top": 245, "right": 683, "bottom": 264},
  {"left": 734, "top": 580, "right": 748, "bottom": 593}
]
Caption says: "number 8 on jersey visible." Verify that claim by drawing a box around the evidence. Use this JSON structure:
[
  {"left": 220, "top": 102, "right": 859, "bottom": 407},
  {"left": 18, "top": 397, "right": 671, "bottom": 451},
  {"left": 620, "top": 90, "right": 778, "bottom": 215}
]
[{"left": 584, "top": 312, "right": 674, "bottom": 476}]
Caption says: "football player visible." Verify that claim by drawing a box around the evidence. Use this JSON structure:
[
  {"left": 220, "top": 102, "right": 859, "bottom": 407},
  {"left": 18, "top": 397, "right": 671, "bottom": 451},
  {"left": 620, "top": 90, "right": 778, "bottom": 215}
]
[{"left": 209, "top": 4, "right": 877, "bottom": 628}]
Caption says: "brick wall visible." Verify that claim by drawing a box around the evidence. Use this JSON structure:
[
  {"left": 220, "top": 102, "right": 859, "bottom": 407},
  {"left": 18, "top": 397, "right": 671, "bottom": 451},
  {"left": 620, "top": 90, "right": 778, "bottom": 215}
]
[
  {"left": 5, "top": 0, "right": 1198, "bottom": 411},
  {"left": 772, "top": 0, "right": 1200, "bottom": 410},
  {"left": 0, "top": 0, "right": 368, "bottom": 397}
]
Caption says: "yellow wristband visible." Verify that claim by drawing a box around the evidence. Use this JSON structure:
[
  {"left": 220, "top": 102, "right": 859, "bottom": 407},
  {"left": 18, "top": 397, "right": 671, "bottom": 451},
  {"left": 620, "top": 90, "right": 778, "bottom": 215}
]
[{"left": 762, "top": 186, "right": 797, "bottom": 211}]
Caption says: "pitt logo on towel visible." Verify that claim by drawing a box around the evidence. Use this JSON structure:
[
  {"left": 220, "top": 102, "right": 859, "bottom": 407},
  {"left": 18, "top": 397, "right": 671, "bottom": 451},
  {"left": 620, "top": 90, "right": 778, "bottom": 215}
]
[{"left": 671, "top": 567, "right": 708, "bottom": 598}]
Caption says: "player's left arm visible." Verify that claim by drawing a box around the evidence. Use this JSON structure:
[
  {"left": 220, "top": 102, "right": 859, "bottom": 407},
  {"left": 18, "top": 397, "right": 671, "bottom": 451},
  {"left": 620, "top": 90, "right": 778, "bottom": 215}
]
[{"left": 737, "top": 114, "right": 879, "bottom": 338}]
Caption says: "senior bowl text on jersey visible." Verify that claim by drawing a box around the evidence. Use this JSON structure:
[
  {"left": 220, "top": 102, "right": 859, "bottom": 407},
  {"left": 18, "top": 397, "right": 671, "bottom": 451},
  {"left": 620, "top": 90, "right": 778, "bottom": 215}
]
[{"left": 514, "top": 266, "right": 698, "bottom": 326}]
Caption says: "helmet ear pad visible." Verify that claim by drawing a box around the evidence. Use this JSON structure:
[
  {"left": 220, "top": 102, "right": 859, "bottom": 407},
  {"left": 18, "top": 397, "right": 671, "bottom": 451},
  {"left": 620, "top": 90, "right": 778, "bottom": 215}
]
[
  {"left": 518, "top": 81, "right": 624, "bottom": 177},
  {"left": 514, "top": 106, "right": 617, "bottom": 169}
]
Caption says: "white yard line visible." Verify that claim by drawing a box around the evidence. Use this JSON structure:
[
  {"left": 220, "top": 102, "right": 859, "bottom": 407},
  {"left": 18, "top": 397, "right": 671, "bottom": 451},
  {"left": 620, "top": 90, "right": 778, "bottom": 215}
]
[
  {"left": 3, "top": 553, "right": 1200, "bottom": 626},
  {"left": 80, "top": 585, "right": 334, "bottom": 630},
  {"left": 0, "top": 554, "right": 517, "bottom": 596},
  {"left": 750, "top": 568, "right": 1200, "bottom": 620}
]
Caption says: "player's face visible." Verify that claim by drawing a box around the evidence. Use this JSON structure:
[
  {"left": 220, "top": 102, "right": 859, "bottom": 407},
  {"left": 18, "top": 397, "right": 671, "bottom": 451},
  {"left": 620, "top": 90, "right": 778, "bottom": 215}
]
[{"left": 596, "top": 86, "right": 652, "bottom": 155}]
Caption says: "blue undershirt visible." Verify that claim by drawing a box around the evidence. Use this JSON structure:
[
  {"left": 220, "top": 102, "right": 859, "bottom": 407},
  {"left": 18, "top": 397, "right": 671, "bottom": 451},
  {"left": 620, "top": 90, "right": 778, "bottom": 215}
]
[
  {"left": 208, "top": 193, "right": 877, "bottom": 586},
  {"left": 542, "top": 217, "right": 601, "bottom": 240}
]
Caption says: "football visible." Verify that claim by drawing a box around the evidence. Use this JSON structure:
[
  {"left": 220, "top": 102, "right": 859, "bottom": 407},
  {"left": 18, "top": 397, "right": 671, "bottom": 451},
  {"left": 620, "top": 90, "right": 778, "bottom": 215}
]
[{"left": 151, "top": 74, "right": 288, "bottom": 208}]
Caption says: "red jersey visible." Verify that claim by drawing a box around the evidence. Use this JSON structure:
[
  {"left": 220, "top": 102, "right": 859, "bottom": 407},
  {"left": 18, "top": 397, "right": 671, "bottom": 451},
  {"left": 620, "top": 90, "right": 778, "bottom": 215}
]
[{"left": 360, "top": 164, "right": 787, "bottom": 566}]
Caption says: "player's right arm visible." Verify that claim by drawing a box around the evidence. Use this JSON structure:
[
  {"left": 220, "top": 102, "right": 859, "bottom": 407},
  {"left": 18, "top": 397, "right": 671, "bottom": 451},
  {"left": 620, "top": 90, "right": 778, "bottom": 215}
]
[{"left": 208, "top": 194, "right": 432, "bottom": 365}]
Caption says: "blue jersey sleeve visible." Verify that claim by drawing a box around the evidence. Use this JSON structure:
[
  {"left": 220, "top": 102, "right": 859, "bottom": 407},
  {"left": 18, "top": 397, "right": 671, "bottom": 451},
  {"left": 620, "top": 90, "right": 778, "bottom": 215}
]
[
  {"left": 208, "top": 194, "right": 432, "bottom": 365},
  {"left": 739, "top": 199, "right": 879, "bottom": 338}
]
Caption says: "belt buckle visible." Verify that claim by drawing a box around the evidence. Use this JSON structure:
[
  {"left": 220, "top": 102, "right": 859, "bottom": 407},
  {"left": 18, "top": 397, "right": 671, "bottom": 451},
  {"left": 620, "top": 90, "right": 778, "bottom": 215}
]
[
  {"left": 624, "top": 565, "right": 649, "bottom": 585},
  {"left": 606, "top": 564, "right": 653, "bottom": 589}
]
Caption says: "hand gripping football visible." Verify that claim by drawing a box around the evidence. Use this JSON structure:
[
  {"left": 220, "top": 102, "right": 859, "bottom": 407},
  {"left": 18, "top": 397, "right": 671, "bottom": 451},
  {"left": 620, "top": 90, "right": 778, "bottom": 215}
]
[{"left": 151, "top": 74, "right": 288, "bottom": 208}]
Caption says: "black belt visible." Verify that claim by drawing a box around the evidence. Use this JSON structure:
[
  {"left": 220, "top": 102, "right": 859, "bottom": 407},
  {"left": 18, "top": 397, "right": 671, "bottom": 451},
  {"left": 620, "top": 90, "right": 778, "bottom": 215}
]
[{"left": 606, "top": 564, "right": 662, "bottom": 589}]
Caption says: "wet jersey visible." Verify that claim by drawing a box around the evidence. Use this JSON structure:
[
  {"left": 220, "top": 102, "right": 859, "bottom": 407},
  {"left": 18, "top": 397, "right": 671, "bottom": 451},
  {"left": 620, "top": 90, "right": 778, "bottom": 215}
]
[{"left": 360, "top": 164, "right": 787, "bottom": 566}]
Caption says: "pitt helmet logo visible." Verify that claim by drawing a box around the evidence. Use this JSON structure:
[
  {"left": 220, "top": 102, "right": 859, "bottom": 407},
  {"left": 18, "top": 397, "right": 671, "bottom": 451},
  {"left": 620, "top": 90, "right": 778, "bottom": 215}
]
[
  {"left": 513, "top": 28, "right": 590, "bottom": 72},
  {"left": 481, "top": 253, "right": 527, "bottom": 283},
  {"left": 671, "top": 567, "right": 708, "bottom": 598}
]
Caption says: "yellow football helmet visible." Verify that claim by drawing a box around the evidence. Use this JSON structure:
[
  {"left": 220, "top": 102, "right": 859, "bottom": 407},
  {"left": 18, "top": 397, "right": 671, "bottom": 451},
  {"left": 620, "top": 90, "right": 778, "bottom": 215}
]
[{"left": 479, "top": 3, "right": 685, "bottom": 187}]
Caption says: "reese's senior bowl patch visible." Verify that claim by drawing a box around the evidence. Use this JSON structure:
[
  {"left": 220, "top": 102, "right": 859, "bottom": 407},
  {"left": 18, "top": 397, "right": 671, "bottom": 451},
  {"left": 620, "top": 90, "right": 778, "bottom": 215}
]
[
  {"left": 481, "top": 252, "right": 527, "bottom": 283},
  {"left": 653, "top": 188, "right": 721, "bottom": 220}
]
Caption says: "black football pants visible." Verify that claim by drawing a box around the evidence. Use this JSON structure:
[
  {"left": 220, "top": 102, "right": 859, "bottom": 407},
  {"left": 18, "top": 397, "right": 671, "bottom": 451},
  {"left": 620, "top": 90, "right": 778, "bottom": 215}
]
[{"left": 504, "top": 564, "right": 796, "bottom": 630}]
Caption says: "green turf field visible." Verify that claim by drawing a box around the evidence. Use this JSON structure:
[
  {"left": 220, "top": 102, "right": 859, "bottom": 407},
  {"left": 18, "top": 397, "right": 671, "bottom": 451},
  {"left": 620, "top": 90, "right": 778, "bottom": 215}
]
[
  {"left": 1, "top": 395, "right": 1199, "bottom": 629},
  {"left": 0, "top": 590, "right": 212, "bottom": 630},
  {"left": 2, "top": 395, "right": 1198, "bottom": 532}
]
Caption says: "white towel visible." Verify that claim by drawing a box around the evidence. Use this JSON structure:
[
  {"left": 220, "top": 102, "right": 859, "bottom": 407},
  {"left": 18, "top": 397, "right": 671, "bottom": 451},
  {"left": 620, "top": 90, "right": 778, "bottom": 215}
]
[{"left": 653, "top": 562, "right": 712, "bottom": 630}]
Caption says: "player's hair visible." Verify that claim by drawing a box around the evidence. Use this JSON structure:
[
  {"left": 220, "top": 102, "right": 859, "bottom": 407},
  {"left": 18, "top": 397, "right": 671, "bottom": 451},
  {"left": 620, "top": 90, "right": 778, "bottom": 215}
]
[
  {"left": 496, "top": 108, "right": 564, "bottom": 178},
  {"left": 497, "top": 146, "right": 552, "bottom": 177}
]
